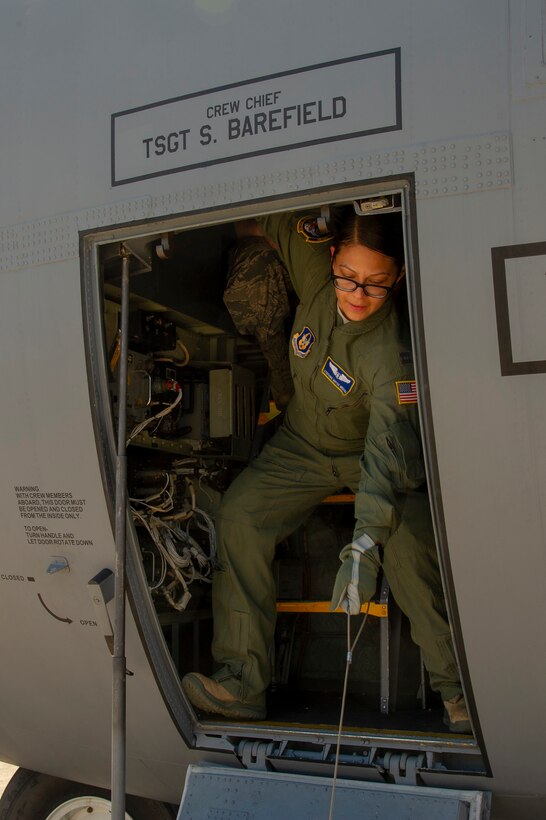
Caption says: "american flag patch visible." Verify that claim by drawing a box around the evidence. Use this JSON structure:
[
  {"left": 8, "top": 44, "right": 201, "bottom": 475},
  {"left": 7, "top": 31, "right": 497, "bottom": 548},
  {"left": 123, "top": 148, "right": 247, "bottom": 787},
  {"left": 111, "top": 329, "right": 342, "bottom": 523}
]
[{"left": 395, "top": 380, "right": 418, "bottom": 405}]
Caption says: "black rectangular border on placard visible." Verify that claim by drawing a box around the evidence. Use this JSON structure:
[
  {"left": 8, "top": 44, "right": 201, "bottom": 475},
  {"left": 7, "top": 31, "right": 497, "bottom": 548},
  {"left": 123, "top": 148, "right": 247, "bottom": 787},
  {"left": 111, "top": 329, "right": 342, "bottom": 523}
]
[
  {"left": 492, "top": 241, "right": 546, "bottom": 376},
  {"left": 111, "top": 49, "right": 402, "bottom": 186}
]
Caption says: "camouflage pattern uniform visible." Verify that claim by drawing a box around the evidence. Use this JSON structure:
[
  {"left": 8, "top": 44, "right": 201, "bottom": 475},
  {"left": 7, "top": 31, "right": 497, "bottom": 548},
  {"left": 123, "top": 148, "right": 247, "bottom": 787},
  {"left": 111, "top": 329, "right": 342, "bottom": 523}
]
[{"left": 224, "top": 237, "right": 294, "bottom": 409}]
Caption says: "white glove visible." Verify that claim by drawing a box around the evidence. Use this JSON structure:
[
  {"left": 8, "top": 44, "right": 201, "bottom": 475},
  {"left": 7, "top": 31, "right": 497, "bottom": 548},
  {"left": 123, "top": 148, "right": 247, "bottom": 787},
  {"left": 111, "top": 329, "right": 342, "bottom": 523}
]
[{"left": 330, "top": 534, "right": 380, "bottom": 615}]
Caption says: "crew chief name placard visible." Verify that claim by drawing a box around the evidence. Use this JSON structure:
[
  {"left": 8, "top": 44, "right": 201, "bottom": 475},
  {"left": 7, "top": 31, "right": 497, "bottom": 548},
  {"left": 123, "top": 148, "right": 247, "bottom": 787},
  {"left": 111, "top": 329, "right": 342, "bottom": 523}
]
[{"left": 111, "top": 50, "right": 401, "bottom": 186}]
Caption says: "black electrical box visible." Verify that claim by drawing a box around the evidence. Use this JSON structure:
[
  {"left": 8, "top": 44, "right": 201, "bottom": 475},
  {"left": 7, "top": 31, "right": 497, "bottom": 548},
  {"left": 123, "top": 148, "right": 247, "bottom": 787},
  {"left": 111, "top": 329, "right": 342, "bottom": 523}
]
[{"left": 128, "top": 310, "right": 177, "bottom": 352}]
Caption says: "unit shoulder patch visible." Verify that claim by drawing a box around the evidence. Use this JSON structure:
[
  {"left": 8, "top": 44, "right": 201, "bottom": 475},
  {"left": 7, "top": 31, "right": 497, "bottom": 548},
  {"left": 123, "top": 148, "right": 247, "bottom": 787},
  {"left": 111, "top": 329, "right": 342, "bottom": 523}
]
[
  {"left": 395, "top": 380, "right": 418, "bottom": 405},
  {"left": 296, "top": 216, "right": 333, "bottom": 244},
  {"left": 292, "top": 326, "right": 316, "bottom": 358},
  {"left": 322, "top": 357, "right": 355, "bottom": 395}
]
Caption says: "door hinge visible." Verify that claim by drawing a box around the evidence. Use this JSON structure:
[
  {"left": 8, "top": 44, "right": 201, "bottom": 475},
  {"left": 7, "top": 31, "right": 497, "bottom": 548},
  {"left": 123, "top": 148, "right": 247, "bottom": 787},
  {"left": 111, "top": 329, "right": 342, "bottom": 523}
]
[
  {"left": 381, "top": 751, "right": 426, "bottom": 786},
  {"left": 238, "top": 739, "right": 278, "bottom": 771}
]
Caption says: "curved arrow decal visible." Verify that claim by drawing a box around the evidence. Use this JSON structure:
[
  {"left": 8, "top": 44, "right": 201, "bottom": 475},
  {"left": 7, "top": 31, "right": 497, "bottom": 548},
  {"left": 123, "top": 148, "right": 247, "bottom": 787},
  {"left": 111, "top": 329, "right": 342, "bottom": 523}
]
[{"left": 37, "top": 593, "right": 73, "bottom": 624}]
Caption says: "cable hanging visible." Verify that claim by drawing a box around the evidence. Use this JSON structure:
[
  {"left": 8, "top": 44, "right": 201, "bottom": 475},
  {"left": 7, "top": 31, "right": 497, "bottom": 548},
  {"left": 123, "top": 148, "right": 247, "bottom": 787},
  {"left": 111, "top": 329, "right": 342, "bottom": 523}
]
[
  {"left": 130, "top": 476, "right": 217, "bottom": 611},
  {"left": 127, "top": 388, "right": 183, "bottom": 445},
  {"left": 328, "top": 609, "right": 369, "bottom": 820}
]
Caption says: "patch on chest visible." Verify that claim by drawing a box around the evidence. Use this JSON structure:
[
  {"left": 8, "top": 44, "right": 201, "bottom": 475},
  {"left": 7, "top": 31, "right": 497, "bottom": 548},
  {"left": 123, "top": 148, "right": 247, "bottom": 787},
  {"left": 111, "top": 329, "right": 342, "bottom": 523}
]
[
  {"left": 395, "top": 380, "right": 418, "bottom": 404},
  {"left": 296, "top": 216, "right": 333, "bottom": 243},
  {"left": 321, "top": 356, "right": 355, "bottom": 395},
  {"left": 292, "top": 326, "right": 316, "bottom": 358}
]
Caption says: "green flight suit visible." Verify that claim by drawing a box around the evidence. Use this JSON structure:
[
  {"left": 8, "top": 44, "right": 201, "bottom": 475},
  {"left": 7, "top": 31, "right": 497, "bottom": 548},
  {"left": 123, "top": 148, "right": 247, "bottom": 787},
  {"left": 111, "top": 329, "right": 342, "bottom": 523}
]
[{"left": 211, "top": 212, "right": 461, "bottom": 706}]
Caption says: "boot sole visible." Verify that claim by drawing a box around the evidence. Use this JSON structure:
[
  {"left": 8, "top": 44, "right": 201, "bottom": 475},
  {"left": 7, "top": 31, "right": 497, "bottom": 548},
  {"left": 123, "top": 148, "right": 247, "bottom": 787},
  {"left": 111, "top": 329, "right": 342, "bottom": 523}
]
[
  {"left": 182, "top": 675, "right": 266, "bottom": 720},
  {"left": 443, "top": 712, "right": 472, "bottom": 734}
]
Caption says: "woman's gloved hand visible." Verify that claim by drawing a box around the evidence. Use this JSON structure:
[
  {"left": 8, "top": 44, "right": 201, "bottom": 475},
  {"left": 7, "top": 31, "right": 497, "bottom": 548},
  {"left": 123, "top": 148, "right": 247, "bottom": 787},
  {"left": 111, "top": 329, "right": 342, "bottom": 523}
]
[{"left": 330, "top": 534, "right": 381, "bottom": 615}]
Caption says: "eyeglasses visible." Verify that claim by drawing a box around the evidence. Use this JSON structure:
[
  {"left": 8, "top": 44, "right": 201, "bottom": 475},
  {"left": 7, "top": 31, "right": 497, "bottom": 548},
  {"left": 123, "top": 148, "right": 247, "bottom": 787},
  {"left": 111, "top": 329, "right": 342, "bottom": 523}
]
[{"left": 330, "top": 272, "right": 395, "bottom": 299}]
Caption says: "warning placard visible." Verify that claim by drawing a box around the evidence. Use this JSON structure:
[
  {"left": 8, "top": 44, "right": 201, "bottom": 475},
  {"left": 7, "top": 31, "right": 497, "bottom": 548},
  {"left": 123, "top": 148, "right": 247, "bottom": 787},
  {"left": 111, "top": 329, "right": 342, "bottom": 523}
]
[{"left": 14, "top": 486, "right": 86, "bottom": 521}]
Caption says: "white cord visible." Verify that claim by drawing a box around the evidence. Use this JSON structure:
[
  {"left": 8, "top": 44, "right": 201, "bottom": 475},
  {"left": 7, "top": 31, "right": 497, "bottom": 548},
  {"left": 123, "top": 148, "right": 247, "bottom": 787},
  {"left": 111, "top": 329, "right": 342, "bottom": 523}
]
[
  {"left": 131, "top": 480, "right": 217, "bottom": 609},
  {"left": 127, "top": 388, "right": 183, "bottom": 445},
  {"left": 129, "top": 473, "right": 174, "bottom": 513},
  {"left": 132, "top": 509, "right": 167, "bottom": 590},
  {"left": 328, "top": 610, "right": 369, "bottom": 820},
  {"left": 188, "top": 507, "right": 217, "bottom": 563},
  {"left": 176, "top": 339, "right": 190, "bottom": 365},
  {"left": 154, "top": 339, "right": 190, "bottom": 366}
]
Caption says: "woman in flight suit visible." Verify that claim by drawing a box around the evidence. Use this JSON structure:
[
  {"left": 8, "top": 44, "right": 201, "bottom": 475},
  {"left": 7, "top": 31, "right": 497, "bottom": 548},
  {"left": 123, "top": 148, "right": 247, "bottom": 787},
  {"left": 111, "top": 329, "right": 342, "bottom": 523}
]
[{"left": 182, "top": 207, "right": 470, "bottom": 733}]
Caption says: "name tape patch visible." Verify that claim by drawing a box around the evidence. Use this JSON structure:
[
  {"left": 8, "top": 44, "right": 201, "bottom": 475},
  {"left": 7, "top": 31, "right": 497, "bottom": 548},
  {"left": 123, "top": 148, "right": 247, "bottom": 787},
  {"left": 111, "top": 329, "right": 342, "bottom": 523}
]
[
  {"left": 395, "top": 380, "right": 418, "bottom": 404},
  {"left": 322, "top": 357, "right": 355, "bottom": 395},
  {"left": 292, "top": 326, "right": 316, "bottom": 358}
]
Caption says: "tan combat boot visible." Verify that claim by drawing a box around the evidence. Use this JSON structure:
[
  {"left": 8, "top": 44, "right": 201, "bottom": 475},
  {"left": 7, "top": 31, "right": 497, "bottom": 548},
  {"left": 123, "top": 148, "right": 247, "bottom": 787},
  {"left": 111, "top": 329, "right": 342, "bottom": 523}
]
[
  {"left": 182, "top": 672, "right": 266, "bottom": 720},
  {"left": 443, "top": 694, "right": 472, "bottom": 734}
]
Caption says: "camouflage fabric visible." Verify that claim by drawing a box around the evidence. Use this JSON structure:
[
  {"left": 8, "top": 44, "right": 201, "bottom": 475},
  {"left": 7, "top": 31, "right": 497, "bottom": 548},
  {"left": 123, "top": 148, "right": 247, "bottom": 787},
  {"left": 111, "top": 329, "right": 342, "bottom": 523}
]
[{"left": 224, "top": 237, "right": 294, "bottom": 408}]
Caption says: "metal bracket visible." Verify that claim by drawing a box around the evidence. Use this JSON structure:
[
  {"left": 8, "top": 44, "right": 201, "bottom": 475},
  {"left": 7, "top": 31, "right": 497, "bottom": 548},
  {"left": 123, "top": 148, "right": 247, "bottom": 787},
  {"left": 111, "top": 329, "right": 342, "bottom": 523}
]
[
  {"left": 87, "top": 568, "right": 115, "bottom": 654},
  {"left": 354, "top": 193, "right": 402, "bottom": 215},
  {"left": 238, "top": 740, "right": 277, "bottom": 771},
  {"left": 194, "top": 733, "right": 236, "bottom": 753},
  {"left": 382, "top": 751, "right": 426, "bottom": 786}
]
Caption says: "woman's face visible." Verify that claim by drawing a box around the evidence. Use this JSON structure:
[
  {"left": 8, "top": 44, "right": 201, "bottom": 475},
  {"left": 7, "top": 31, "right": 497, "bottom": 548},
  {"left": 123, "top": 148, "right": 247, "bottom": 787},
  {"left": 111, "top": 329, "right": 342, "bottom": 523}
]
[{"left": 330, "top": 243, "right": 403, "bottom": 322}]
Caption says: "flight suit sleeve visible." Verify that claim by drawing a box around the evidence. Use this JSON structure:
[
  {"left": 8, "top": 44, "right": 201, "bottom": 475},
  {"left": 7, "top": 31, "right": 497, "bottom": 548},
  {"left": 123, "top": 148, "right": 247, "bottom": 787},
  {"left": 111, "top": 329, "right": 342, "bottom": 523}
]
[
  {"left": 257, "top": 212, "right": 331, "bottom": 300},
  {"left": 353, "top": 373, "right": 426, "bottom": 545}
]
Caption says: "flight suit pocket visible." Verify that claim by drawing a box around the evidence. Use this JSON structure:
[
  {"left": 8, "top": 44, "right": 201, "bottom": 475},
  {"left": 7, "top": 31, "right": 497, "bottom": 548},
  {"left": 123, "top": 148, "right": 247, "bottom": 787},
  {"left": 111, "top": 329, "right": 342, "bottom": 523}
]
[
  {"left": 324, "top": 391, "right": 369, "bottom": 444},
  {"left": 379, "top": 421, "right": 425, "bottom": 491}
]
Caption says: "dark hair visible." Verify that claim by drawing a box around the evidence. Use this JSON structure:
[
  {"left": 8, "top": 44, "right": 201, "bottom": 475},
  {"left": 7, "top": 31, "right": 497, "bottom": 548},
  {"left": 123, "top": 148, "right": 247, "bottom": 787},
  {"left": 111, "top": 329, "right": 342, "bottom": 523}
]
[{"left": 331, "top": 206, "right": 405, "bottom": 269}]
